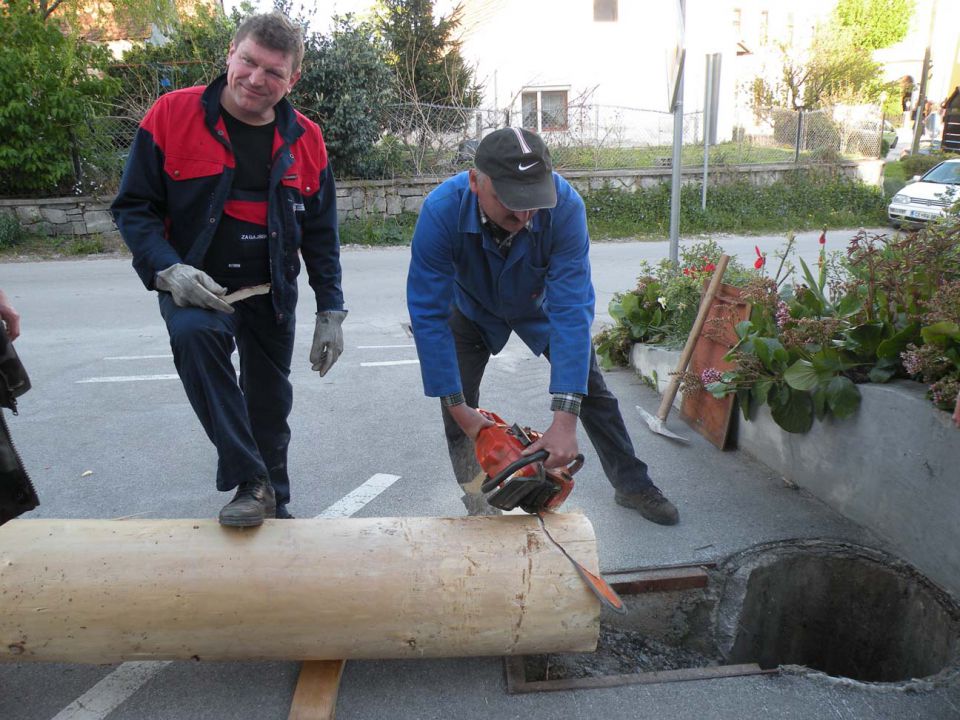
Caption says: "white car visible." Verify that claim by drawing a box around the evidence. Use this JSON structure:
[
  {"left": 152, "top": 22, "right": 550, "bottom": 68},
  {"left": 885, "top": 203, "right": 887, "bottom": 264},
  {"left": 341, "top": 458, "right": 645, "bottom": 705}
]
[{"left": 888, "top": 159, "right": 960, "bottom": 227}]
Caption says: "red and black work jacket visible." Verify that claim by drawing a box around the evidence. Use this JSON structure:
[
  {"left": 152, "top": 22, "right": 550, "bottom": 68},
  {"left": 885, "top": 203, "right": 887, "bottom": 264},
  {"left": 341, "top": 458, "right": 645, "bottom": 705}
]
[{"left": 111, "top": 74, "right": 344, "bottom": 322}]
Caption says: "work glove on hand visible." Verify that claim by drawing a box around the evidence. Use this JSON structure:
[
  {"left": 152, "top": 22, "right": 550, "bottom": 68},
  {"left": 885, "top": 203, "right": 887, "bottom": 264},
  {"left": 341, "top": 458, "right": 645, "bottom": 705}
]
[
  {"left": 155, "top": 264, "right": 234, "bottom": 314},
  {"left": 310, "top": 310, "right": 347, "bottom": 376}
]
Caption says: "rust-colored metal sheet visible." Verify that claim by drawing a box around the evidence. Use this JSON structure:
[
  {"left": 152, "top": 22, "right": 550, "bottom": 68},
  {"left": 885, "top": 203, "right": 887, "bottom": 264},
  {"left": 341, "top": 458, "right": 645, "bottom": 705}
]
[{"left": 680, "top": 283, "right": 751, "bottom": 449}]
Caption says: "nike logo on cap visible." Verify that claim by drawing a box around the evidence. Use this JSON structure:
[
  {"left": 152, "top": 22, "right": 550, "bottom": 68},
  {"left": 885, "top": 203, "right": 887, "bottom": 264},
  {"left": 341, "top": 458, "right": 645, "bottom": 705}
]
[{"left": 518, "top": 161, "right": 540, "bottom": 171}]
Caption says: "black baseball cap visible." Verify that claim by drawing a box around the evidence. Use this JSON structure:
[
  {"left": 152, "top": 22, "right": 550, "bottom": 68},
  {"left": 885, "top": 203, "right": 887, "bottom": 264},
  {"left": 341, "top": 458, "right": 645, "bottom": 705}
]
[{"left": 474, "top": 127, "right": 557, "bottom": 211}]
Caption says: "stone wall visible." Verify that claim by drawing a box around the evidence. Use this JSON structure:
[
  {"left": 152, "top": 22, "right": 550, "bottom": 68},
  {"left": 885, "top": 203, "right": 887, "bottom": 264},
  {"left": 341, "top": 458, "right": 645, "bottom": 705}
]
[
  {"left": 0, "top": 197, "right": 119, "bottom": 239},
  {"left": 0, "top": 159, "right": 884, "bottom": 236}
]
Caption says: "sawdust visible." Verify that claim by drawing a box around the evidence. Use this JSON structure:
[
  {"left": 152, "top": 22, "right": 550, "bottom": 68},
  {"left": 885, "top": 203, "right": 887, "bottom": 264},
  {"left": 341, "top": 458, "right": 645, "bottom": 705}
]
[{"left": 524, "top": 624, "right": 719, "bottom": 681}]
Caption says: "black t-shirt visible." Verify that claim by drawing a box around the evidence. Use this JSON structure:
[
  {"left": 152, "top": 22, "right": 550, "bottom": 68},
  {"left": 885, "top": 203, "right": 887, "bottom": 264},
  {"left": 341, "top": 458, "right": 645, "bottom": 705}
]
[{"left": 204, "top": 109, "right": 275, "bottom": 290}]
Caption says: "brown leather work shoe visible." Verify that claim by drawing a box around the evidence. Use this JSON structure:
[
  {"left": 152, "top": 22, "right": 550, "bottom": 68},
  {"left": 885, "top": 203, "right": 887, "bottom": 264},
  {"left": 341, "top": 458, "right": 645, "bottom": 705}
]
[
  {"left": 219, "top": 478, "right": 276, "bottom": 527},
  {"left": 615, "top": 486, "right": 679, "bottom": 525}
]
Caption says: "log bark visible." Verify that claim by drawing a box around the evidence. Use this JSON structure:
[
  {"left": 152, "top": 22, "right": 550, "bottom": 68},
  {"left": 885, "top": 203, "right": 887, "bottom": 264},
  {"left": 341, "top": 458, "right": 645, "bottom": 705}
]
[{"left": 0, "top": 515, "right": 600, "bottom": 664}]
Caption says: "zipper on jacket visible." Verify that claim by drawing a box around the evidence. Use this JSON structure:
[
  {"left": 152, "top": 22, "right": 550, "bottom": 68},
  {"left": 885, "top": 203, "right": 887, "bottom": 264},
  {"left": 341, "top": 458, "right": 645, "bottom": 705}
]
[{"left": 0, "top": 410, "right": 39, "bottom": 507}]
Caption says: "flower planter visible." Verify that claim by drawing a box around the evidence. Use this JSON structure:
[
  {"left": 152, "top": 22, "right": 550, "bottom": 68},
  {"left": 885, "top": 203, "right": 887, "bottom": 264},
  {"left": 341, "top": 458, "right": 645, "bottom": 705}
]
[{"left": 630, "top": 343, "right": 960, "bottom": 600}]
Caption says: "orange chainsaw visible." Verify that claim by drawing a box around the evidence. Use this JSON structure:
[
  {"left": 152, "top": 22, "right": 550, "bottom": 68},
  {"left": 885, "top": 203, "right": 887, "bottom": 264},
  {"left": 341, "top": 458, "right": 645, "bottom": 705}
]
[
  {"left": 473, "top": 409, "right": 626, "bottom": 614},
  {"left": 474, "top": 409, "right": 582, "bottom": 513}
]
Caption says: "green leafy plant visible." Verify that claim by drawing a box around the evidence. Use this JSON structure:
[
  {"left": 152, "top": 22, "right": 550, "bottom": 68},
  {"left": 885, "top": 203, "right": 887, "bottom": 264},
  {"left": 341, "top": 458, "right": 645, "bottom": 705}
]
[
  {"left": 594, "top": 240, "right": 753, "bottom": 368},
  {"left": 703, "top": 217, "right": 960, "bottom": 432},
  {"left": 0, "top": 6, "right": 119, "bottom": 195},
  {"left": 0, "top": 213, "right": 25, "bottom": 249}
]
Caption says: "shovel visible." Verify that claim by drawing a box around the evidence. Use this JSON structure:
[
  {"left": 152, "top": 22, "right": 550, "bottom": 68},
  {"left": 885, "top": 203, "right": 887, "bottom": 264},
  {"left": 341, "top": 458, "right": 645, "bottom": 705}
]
[{"left": 637, "top": 254, "right": 730, "bottom": 443}]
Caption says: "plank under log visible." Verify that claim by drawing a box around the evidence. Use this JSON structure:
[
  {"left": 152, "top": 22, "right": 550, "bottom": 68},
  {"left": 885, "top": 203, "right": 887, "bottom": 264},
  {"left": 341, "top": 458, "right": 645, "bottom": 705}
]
[
  {"left": 288, "top": 660, "right": 346, "bottom": 720},
  {"left": 0, "top": 515, "right": 600, "bottom": 664}
]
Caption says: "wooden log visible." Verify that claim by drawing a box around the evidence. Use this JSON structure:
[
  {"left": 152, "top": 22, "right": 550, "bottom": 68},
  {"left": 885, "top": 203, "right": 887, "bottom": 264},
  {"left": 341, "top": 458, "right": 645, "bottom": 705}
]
[{"left": 0, "top": 515, "right": 600, "bottom": 664}]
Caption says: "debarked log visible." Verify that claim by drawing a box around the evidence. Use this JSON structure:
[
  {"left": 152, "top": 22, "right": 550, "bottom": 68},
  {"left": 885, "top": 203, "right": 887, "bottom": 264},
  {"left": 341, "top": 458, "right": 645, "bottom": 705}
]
[{"left": 0, "top": 515, "right": 600, "bottom": 663}]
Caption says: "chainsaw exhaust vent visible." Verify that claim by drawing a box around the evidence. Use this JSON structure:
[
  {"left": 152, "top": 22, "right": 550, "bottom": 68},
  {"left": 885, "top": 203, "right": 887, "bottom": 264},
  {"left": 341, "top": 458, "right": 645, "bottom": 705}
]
[{"left": 718, "top": 540, "right": 960, "bottom": 683}]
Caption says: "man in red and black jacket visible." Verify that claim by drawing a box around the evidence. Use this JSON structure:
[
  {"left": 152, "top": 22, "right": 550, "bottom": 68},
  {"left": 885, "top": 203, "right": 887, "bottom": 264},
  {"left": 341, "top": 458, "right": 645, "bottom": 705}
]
[{"left": 112, "top": 12, "right": 345, "bottom": 527}]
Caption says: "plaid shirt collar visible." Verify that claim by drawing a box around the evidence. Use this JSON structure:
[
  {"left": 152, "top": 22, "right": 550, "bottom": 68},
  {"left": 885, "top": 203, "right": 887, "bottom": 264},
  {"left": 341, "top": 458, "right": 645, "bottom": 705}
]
[{"left": 478, "top": 205, "right": 529, "bottom": 252}]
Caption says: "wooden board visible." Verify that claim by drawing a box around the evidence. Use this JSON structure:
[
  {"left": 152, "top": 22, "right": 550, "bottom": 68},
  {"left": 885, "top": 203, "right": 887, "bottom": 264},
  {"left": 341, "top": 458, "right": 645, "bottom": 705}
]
[
  {"left": 289, "top": 660, "right": 346, "bottom": 720},
  {"left": 0, "top": 515, "right": 600, "bottom": 664},
  {"left": 680, "top": 283, "right": 751, "bottom": 449}
]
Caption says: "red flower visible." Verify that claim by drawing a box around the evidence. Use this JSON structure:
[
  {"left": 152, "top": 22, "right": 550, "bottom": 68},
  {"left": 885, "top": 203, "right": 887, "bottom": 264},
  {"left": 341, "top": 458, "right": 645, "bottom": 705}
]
[
  {"left": 703, "top": 262, "right": 716, "bottom": 273},
  {"left": 754, "top": 245, "right": 765, "bottom": 269},
  {"left": 818, "top": 230, "right": 827, "bottom": 245},
  {"left": 682, "top": 267, "right": 691, "bottom": 276}
]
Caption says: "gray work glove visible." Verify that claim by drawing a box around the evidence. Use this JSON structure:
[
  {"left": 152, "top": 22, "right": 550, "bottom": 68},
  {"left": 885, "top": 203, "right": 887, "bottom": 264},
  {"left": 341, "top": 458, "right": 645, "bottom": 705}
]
[
  {"left": 155, "top": 263, "right": 234, "bottom": 314},
  {"left": 310, "top": 310, "right": 347, "bottom": 376}
]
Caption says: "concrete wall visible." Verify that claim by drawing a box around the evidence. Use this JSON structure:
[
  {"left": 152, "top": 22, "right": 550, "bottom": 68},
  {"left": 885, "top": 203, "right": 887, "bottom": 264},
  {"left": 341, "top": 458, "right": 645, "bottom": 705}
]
[
  {"left": 0, "top": 159, "right": 883, "bottom": 237},
  {"left": 631, "top": 345, "right": 960, "bottom": 600}
]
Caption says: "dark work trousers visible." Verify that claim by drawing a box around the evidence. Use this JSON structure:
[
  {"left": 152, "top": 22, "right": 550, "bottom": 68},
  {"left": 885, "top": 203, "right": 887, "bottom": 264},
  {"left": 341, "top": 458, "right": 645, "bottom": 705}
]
[
  {"left": 159, "top": 293, "right": 295, "bottom": 509},
  {"left": 441, "top": 307, "right": 654, "bottom": 496}
]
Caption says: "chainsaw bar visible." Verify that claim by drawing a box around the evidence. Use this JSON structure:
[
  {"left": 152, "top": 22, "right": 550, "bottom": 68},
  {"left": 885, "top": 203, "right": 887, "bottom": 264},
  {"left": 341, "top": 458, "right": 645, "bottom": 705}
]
[{"left": 536, "top": 513, "right": 626, "bottom": 615}]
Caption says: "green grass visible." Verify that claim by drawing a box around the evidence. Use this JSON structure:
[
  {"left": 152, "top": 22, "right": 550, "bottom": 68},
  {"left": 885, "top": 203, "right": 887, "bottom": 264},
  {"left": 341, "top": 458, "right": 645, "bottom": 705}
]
[
  {"left": 339, "top": 212, "right": 418, "bottom": 246},
  {"left": 583, "top": 169, "right": 888, "bottom": 239},
  {"left": 0, "top": 231, "right": 118, "bottom": 259}
]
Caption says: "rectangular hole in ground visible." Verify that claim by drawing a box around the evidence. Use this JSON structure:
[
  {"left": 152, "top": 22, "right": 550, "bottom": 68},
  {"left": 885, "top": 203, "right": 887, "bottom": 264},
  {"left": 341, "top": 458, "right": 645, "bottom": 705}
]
[{"left": 505, "top": 565, "right": 773, "bottom": 693}]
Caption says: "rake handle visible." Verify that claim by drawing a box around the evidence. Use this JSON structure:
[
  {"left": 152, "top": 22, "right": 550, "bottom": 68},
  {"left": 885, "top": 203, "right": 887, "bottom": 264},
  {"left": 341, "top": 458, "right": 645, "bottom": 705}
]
[{"left": 655, "top": 254, "right": 730, "bottom": 422}]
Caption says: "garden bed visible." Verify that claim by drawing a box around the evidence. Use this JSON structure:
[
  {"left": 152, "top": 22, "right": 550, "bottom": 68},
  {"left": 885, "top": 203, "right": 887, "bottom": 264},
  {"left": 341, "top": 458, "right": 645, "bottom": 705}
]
[{"left": 631, "top": 344, "right": 960, "bottom": 601}]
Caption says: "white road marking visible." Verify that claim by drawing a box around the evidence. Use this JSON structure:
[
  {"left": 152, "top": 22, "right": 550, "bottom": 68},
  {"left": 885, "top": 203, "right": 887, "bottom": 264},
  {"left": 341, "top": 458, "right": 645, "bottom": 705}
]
[
  {"left": 76, "top": 374, "right": 181, "bottom": 383},
  {"left": 360, "top": 359, "right": 420, "bottom": 367},
  {"left": 316, "top": 473, "right": 402, "bottom": 518},
  {"left": 104, "top": 354, "right": 173, "bottom": 361},
  {"left": 357, "top": 344, "right": 415, "bottom": 349},
  {"left": 48, "top": 473, "right": 402, "bottom": 719},
  {"left": 49, "top": 662, "right": 172, "bottom": 720}
]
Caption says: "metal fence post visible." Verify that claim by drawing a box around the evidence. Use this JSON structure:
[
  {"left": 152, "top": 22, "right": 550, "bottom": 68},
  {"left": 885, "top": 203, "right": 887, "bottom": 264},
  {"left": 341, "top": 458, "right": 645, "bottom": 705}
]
[{"left": 794, "top": 108, "right": 804, "bottom": 162}]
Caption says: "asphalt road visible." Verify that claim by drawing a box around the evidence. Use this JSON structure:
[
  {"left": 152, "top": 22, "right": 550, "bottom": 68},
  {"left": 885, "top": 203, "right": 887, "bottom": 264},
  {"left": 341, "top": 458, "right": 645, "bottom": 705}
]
[{"left": 7, "top": 228, "right": 951, "bottom": 720}]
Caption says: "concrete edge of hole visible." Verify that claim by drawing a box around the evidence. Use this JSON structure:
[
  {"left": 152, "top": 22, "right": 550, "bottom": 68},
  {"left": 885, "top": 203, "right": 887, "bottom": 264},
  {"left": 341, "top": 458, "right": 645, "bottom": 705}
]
[{"left": 713, "top": 538, "right": 960, "bottom": 693}]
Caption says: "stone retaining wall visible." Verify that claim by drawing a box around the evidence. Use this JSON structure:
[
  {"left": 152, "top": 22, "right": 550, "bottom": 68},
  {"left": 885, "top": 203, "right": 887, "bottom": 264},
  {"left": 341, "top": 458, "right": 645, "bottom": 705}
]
[{"left": 0, "top": 159, "right": 884, "bottom": 237}]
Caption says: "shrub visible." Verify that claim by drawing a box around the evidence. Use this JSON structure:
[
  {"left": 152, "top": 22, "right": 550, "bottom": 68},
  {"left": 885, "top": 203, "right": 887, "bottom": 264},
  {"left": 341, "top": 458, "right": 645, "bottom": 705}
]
[
  {"left": 0, "top": 7, "right": 118, "bottom": 195},
  {"left": 0, "top": 213, "right": 25, "bottom": 249}
]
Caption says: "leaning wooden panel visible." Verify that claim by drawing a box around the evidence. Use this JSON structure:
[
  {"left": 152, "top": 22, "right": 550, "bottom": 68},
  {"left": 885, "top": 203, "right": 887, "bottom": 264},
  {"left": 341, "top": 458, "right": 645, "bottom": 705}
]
[{"left": 0, "top": 515, "right": 600, "bottom": 664}]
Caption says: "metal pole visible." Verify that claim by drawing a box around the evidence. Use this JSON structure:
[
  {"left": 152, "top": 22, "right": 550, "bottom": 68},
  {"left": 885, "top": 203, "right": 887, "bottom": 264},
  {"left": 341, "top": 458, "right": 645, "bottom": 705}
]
[
  {"left": 911, "top": 0, "right": 938, "bottom": 155},
  {"left": 702, "top": 55, "right": 714, "bottom": 211},
  {"left": 794, "top": 109, "right": 803, "bottom": 162},
  {"left": 668, "top": 0, "right": 686, "bottom": 268}
]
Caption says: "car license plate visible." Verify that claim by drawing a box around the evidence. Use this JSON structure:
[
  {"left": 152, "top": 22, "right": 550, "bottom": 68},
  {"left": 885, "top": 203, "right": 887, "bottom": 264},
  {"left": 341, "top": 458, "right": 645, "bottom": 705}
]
[{"left": 907, "top": 209, "right": 937, "bottom": 220}]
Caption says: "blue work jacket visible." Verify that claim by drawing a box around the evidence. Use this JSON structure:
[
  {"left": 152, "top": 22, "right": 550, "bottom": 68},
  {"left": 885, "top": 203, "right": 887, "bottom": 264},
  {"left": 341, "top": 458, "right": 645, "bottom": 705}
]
[
  {"left": 407, "top": 171, "right": 595, "bottom": 398},
  {"left": 111, "top": 75, "right": 344, "bottom": 323}
]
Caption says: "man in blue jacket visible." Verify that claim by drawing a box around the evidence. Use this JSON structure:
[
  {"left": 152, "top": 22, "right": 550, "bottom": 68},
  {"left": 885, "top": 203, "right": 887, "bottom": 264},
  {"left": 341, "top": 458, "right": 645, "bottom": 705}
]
[
  {"left": 112, "top": 13, "right": 345, "bottom": 527},
  {"left": 407, "top": 128, "right": 678, "bottom": 525}
]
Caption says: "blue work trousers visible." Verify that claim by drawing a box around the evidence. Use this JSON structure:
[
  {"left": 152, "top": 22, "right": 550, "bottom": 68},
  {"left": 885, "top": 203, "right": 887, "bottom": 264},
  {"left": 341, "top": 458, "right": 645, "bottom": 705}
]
[
  {"left": 159, "top": 293, "right": 295, "bottom": 508},
  {"left": 441, "top": 307, "right": 653, "bottom": 495}
]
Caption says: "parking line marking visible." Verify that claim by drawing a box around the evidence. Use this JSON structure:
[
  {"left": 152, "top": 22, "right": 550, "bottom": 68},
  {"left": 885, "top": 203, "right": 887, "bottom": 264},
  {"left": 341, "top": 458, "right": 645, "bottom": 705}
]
[
  {"left": 316, "top": 473, "right": 402, "bottom": 518},
  {"left": 357, "top": 344, "right": 415, "bottom": 349},
  {"left": 48, "top": 473, "right": 402, "bottom": 719},
  {"left": 49, "top": 661, "right": 173, "bottom": 720},
  {"left": 360, "top": 360, "right": 420, "bottom": 367},
  {"left": 103, "top": 354, "right": 173, "bottom": 361},
  {"left": 76, "top": 375, "right": 181, "bottom": 383}
]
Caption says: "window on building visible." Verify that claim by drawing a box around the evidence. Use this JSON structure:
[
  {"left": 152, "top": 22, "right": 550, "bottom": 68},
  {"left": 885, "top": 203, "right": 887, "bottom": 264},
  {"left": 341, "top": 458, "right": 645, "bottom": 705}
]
[
  {"left": 733, "top": 8, "right": 742, "bottom": 38},
  {"left": 521, "top": 89, "right": 569, "bottom": 132},
  {"left": 593, "top": 0, "right": 617, "bottom": 22}
]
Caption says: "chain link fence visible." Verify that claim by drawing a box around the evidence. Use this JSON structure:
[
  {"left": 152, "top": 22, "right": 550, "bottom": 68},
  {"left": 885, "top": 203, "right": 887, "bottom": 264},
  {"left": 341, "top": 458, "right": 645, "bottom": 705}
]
[{"left": 77, "top": 88, "right": 884, "bottom": 189}]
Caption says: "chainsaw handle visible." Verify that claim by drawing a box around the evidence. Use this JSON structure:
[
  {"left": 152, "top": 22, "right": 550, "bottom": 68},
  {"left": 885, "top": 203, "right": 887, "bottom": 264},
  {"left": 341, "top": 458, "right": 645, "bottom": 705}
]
[{"left": 481, "top": 451, "right": 584, "bottom": 494}]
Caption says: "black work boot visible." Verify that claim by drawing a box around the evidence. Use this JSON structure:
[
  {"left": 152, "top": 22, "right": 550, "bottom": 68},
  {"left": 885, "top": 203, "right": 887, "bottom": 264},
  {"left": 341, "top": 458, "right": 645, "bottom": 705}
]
[
  {"left": 219, "top": 478, "right": 276, "bottom": 527},
  {"left": 615, "top": 486, "right": 680, "bottom": 526},
  {"left": 275, "top": 505, "right": 295, "bottom": 519}
]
